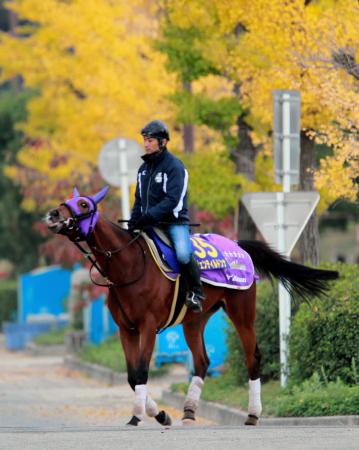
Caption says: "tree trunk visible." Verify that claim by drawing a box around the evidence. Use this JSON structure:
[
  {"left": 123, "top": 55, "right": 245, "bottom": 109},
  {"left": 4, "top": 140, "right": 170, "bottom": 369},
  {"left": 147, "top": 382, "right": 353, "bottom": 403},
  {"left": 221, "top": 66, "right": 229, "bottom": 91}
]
[
  {"left": 8, "top": 10, "right": 20, "bottom": 93},
  {"left": 183, "top": 81, "right": 194, "bottom": 154},
  {"left": 298, "top": 132, "right": 320, "bottom": 264},
  {"left": 231, "top": 114, "right": 258, "bottom": 239},
  {"left": 182, "top": 80, "right": 196, "bottom": 222}
]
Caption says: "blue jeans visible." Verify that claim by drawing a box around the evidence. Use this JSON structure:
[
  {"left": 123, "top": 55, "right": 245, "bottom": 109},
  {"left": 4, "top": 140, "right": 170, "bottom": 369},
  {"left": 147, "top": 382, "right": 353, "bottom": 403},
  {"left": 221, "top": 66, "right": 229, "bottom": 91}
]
[{"left": 167, "top": 224, "right": 193, "bottom": 265}]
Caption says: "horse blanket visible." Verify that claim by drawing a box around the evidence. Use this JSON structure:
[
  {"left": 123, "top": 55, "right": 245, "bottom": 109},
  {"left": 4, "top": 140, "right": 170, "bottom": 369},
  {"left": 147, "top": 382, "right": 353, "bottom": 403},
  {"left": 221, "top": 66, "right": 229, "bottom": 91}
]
[{"left": 149, "top": 231, "right": 257, "bottom": 290}]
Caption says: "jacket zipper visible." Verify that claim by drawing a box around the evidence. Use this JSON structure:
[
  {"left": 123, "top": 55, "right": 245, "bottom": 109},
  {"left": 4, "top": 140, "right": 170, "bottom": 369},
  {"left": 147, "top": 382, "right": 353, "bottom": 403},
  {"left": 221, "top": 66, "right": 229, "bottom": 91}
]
[{"left": 145, "top": 165, "right": 154, "bottom": 214}]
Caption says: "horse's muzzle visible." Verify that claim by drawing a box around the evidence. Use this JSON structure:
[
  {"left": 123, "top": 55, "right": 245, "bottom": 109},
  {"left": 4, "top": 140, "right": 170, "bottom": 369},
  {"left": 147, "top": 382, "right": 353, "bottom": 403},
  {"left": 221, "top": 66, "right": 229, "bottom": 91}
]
[{"left": 44, "top": 209, "right": 66, "bottom": 233}]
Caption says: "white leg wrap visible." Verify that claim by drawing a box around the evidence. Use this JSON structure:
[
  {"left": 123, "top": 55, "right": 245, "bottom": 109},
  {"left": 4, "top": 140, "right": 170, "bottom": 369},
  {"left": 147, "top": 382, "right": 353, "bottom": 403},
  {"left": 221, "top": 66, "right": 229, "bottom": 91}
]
[
  {"left": 132, "top": 384, "right": 147, "bottom": 420},
  {"left": 145, "top": 395, "right": 160, "bottom": 418},
  {"left": 184, "top": 376, "right": 204, "bottom": 412},
  {"left": 248, "top": 378, "right": 262, "bottom": 417}
]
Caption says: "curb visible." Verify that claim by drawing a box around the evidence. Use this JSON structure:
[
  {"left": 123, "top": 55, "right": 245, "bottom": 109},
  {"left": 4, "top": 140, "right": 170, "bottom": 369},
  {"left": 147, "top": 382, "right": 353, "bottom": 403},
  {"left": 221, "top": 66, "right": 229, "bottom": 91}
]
[
  {"left": 25, "top": 342, "right": 66, "bottom": 357},
  {"left": 162, "top": 390, "right": 359, "bottom": 427},
  {"left": 63, "top": 355, "right": 127, "bottom": 385},
  {"left": 61, "top": 356, "right": 359, "bottom": 427}
]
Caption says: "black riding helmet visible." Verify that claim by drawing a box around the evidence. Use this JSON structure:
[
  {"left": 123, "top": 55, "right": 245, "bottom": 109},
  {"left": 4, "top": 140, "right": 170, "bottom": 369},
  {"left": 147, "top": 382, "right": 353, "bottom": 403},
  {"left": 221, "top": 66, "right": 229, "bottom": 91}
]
[{"left": 141, "top": 120, "right": 170, "bottom": 149}]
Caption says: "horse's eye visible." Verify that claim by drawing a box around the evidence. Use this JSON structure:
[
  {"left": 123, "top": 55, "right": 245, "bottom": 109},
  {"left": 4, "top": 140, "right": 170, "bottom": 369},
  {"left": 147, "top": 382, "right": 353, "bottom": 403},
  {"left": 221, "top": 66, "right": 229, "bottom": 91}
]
[{"left": 80, "top": 202, "right": 88, "bottom": 208}]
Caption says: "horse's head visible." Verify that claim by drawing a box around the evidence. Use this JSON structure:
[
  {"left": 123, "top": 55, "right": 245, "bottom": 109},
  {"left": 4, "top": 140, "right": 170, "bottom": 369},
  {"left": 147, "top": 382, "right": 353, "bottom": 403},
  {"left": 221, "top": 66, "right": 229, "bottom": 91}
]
[{"left": 45, "top": 186, "right": 109, "bottom": 241}]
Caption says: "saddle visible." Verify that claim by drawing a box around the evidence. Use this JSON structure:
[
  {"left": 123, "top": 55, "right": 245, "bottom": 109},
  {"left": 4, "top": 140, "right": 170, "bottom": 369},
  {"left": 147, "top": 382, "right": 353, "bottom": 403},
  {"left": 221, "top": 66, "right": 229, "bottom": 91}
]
[
  {"left": 142, "top": 227, "right": 257, "bottom": 289},
  {"left": 141, "top": 228, "right": 257, "bottom": 332}
]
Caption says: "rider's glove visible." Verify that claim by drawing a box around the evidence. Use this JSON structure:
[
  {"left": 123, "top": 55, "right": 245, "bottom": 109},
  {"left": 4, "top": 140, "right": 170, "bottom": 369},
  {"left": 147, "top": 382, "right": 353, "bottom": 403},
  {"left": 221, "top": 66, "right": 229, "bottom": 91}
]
[{"left": 133, "top": 214, "right": 154, "bottom": 230}]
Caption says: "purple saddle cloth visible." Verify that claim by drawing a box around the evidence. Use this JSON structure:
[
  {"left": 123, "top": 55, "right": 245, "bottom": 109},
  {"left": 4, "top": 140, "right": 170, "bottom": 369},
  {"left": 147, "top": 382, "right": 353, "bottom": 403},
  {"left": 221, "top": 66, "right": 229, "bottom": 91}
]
[{"left": 149, "top": 230, "right": 257, "bottom": 290}]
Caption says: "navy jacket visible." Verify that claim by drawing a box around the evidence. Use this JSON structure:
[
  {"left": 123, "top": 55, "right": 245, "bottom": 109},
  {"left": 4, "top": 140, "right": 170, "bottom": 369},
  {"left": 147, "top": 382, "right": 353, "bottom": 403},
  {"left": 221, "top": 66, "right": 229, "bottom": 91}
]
[{"left": 130, "top": 149, "right": 190, "bottom": 226}]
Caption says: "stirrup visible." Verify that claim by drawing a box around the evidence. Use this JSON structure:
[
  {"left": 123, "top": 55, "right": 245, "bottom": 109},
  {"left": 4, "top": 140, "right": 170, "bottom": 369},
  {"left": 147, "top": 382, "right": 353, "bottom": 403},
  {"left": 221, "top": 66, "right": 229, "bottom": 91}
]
[{"left": 185, "top": 292, "right": 203, "bottom": 313}]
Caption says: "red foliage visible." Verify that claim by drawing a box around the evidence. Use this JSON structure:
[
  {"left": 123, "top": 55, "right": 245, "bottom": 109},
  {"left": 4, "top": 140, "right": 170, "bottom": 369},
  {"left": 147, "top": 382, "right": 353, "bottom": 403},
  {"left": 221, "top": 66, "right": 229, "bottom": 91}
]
[
  {"left": 39, "top": 235, "right": 84, "bottom": 267},
  {"left": 196, "top": 210, "right": 236, "bottom": 239}
]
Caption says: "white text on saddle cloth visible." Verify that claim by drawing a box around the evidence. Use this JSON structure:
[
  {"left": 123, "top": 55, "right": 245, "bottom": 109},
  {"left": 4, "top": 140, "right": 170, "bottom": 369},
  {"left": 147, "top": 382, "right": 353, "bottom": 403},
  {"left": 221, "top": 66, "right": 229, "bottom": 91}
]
[{"left": 191, "top": 233, "right": 257, "bottom": 290}]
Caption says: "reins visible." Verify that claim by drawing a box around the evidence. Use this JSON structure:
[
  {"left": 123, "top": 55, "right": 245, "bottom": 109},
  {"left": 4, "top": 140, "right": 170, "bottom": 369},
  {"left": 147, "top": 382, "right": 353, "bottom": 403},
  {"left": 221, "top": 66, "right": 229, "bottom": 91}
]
[
  {"left": 73, "top": 232, "right": 145, "bottom": 288},
  {"left": 72, "top": 234, "right": 145, "bottom": 333},
  {"left": 61, "top": 201, "right": 146, "bottom": 332}
]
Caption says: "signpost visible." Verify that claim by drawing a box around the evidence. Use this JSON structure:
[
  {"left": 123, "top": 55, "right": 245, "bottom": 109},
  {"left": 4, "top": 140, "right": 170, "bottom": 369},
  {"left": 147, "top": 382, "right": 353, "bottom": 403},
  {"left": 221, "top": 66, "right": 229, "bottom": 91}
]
[
  {"left": 98, "top": 138, "right": 143, "bottom": 224},
  {"left": 273, "top": 90, "right": 301, "bottom": 186},
  {"left": 242, "top": 90, "right": 320, "bottom": 387},
  {"left": 241, "top": 192, "right": 320, "bottom": 255}
]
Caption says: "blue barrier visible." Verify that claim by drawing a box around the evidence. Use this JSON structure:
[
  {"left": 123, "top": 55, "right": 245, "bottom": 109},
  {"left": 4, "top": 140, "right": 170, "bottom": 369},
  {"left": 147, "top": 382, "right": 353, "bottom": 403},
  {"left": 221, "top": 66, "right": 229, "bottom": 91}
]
[
  {"left": 3, "top": 321, "right": 64, "bottom": 351},
  {"left": 155, "top": 326, "right": 189, "bottom": 366},
  {"left": 203, "top": 308, "right": 228, "bottom": 376},
  {"left": 19, "top": 266, "right": 71, "bottom": 322},
  {"left": 154, "top": 309, "right": 228, "bottom": 376},
  {"left": 85, "top": 296, "right": 118, "bottom": 345}
]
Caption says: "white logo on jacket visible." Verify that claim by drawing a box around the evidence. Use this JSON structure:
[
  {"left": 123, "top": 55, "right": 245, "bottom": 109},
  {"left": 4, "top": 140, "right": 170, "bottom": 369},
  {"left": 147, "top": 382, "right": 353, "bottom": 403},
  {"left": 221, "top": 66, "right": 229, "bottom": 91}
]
[{"left": 155, "top": 172, "right": 162, "bottom": 183}]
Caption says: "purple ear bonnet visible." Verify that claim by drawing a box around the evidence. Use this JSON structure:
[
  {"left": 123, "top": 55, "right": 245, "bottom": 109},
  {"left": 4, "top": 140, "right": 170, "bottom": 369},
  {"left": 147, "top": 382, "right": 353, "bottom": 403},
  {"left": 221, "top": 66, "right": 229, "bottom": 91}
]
[{"left": 64, "top": 186, "right": 109, "bottom": 237}]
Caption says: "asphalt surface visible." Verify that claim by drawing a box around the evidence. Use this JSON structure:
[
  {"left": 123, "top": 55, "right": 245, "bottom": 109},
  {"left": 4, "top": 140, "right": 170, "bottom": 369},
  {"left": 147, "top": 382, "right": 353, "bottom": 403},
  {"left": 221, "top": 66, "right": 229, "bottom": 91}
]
[{"left": 0, "top": 342, "right": 358, "bottom": 450}]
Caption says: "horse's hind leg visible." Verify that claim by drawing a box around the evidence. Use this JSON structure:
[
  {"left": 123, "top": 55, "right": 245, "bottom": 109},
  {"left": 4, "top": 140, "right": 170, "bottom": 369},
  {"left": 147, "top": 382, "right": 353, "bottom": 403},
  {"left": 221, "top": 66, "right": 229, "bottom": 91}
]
[
  {"left": 181, "top": 310, "right": 214, "bottom": 424},
  {"left": 119, "top": 324, "right": 172, "bottom": 427},
  {"left": 224, "top": 284, "right": 262, "bottom": 426}
]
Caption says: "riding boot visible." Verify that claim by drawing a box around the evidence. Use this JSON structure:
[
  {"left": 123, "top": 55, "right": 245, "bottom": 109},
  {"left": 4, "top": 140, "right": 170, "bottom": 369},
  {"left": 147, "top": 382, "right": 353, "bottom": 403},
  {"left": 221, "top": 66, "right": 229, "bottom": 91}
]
[{"left": 181, "top": 256, "right": 205, "bottom": 313}]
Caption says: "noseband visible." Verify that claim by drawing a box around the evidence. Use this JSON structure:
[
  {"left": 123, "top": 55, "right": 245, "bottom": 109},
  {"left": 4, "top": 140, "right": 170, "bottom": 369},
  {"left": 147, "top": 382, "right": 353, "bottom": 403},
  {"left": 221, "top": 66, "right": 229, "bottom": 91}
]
[{"left": 59, "top": 198, "right": 98, "bottom": 242}]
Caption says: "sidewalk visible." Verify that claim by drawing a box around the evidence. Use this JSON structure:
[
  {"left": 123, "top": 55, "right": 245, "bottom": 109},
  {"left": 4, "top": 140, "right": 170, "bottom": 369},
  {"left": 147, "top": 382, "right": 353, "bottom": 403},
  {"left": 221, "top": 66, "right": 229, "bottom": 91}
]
[
  {"left": 0, "top": 342, "right": 212, "bottom": 429},
  {"left": 63, "top": 353, "right": 359, "bottom": 427}
]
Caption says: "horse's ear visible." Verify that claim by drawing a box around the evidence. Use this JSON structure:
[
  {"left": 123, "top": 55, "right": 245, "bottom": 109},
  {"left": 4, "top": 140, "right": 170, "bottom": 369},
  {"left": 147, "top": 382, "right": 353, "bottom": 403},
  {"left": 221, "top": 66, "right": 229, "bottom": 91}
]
[
  {"left": 92, "top": 186, "right": 109, "bottom": 204},
  {"left": 72, "top": 186, "right": 80, "bottom": 198}
]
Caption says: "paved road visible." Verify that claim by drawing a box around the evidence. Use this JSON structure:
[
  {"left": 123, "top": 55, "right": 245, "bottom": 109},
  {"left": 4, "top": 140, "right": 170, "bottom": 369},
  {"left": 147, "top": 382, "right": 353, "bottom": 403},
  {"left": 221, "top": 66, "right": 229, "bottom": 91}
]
[{"left": 0, "top": 345, "right": 357, "bottom": 449}]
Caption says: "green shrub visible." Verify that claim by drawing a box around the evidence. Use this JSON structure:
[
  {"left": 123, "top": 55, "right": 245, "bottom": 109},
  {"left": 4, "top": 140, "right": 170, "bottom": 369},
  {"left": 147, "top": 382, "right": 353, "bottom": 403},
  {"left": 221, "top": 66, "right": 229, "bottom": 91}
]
[
  {"left": 0, "top": 279, "right": 17, "bottom": 330},
  {"left": 226, "top": 280, "right": 281, "bottom": 384},
  {"left": 271, "top": 372, "right": 359, "bottom": 417},
  {"left": 289, "top": 262, "right": 359, "bottom": 385}
]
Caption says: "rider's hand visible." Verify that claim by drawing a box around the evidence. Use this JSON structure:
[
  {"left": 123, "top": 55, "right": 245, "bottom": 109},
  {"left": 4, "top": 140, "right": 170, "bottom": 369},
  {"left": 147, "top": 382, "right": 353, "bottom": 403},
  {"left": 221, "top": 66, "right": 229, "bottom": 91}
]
[{"left": 133, "top": 214, "right": 153, "bottom": 230}]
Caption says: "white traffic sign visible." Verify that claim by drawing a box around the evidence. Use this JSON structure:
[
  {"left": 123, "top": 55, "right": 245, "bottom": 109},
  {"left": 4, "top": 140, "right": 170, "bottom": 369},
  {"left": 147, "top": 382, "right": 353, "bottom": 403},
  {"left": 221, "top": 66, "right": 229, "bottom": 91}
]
[
  {"left": 98, "top": 138, "right": 143, "bottom": 187},
  {"left": 98, "top": 138, "right": 143, "bottom": 222},
  {"left": 241, "top": 191, "right": 320, "bottom": 256}
]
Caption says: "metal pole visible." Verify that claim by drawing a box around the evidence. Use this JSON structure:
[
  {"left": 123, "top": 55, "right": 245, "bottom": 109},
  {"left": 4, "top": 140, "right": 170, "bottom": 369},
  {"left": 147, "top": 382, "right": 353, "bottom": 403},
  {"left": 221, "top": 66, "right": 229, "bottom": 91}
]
[
  {"left": 118, "top": 139, "right": 130, "bottom": 226},
  {"left": 278, "top": 93, "right": 292, "bottom": 387},
  {"left": 282, "top": 94, "right": 291, "bottom": 194}
]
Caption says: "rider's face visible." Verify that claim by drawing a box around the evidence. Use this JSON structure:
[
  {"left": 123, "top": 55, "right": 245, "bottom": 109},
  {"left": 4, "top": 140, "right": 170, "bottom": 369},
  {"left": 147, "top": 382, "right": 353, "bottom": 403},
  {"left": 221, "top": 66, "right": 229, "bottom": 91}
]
[
  {"left": 143, "top": 137, "right": 167, "bottom": 154},
  {"left": 143, "top": 137, "right": 159, "bottom": 154}
]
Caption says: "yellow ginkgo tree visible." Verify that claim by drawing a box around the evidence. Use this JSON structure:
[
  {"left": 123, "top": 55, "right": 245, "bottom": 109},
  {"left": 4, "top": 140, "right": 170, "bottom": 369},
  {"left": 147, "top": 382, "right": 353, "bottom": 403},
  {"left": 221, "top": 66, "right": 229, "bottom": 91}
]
[
  {"left": 0, "top": 0, "right": 175, "bottom": 209},
  {"left": 161, "top": 0, "right": 359, "bottom": 262}
]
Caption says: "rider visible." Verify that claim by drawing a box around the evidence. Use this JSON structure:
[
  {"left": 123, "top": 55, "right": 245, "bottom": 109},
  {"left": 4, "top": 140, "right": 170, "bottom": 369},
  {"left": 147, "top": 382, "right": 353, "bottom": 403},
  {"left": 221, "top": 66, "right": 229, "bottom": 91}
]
[{"left": 128, "top": 120, "right": 205, "bottom": 313}]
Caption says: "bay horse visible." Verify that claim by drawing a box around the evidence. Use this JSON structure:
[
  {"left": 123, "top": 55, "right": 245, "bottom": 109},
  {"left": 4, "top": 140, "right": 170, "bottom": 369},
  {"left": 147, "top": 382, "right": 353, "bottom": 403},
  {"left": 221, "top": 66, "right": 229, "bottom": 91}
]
[{"left": 45, "top": 186, "right": 338, "bottom": 426}]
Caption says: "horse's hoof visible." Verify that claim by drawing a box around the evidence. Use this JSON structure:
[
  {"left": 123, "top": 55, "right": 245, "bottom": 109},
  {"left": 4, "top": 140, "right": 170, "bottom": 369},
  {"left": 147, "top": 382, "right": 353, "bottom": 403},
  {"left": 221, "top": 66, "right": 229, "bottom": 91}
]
[
  {"left": 155, "top": 410, "right": 172, "bottom": 426},
  {"left": 182, "top": 408, "right": 196, "bottom": 425},
  {"left": 127, "top": 415, "right": 141, "bottom": 426},
  {"left": 244, "top": 414, "right": 259, "bottom": 426}
]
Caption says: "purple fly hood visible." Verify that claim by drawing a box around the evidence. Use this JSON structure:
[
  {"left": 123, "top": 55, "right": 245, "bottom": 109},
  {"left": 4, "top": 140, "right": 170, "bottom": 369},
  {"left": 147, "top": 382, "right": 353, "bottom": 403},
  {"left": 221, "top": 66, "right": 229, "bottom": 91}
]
[{"left": 64, "top": 186, "right": 109, "bottom": 237}]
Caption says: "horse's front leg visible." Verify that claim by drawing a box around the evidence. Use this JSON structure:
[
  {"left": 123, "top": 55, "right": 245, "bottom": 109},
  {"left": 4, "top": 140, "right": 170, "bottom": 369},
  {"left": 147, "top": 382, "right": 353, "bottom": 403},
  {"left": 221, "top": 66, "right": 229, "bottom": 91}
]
[{"left": 119, "top": 325, "right": 171, "bottom": 427}]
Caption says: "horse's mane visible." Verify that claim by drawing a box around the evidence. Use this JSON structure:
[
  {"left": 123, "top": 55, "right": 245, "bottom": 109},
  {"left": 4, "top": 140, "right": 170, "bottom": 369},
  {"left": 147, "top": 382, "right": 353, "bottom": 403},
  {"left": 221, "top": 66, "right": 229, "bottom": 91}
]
[{"left": 105, "top": 219, "right": 136, "bottom": 239}]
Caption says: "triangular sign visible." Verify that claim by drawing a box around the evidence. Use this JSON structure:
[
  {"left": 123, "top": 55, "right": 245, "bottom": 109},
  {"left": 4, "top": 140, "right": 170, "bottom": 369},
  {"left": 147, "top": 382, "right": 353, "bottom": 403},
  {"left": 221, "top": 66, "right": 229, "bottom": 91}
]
[{"left": 241, "top": 191, "right": 320, "bottom": 256}]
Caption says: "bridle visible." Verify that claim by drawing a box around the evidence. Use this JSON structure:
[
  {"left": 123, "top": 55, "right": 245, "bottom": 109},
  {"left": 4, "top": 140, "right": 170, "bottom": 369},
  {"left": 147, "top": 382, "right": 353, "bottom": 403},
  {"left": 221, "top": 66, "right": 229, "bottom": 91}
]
[
  {"left": 59, "top": 197, "right": 98, "bottom": 243},
  {"left": 58, "top": 200, "right": 146, "bottom": 331}
]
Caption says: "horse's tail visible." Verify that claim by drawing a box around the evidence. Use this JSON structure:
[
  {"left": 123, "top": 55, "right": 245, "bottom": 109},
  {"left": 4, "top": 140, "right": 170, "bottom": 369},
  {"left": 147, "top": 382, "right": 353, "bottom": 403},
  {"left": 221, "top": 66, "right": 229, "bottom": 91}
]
[{"left": 237, "top": 240, "right": 339, "bottom": 300}]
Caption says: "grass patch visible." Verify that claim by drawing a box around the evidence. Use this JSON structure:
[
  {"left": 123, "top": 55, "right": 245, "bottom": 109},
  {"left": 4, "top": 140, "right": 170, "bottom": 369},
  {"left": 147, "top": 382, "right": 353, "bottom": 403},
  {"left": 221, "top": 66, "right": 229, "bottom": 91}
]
[
  {"left": 172, "top": 372, "right": 281, "bottom": 415},
  {"left": 77, "top": 335, "right": 169, "bottom": 377},
  {"left": 33, "top": 327, "right": 67, "bottom": 345},
  {"left": 171, "top": 372, "right": 359, "bottom": 417},
  {"left": 78, "top": 335, "right": 127, "bottom": 373}
]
